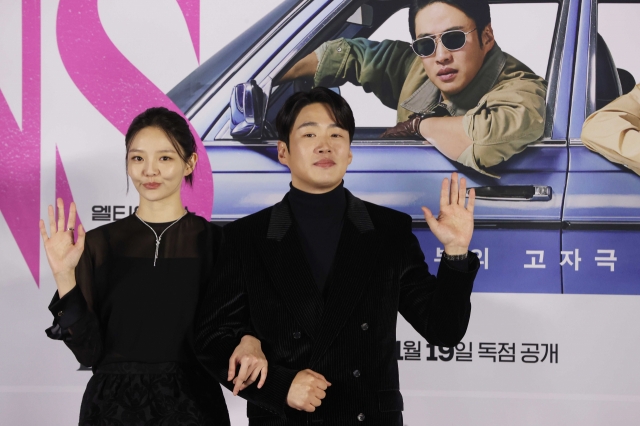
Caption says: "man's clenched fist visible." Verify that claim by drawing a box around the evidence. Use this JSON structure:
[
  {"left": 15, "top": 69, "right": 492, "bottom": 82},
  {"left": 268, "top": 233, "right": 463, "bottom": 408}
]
[{"left": 286, "top": 369, "right": 331, "bottom": 412}]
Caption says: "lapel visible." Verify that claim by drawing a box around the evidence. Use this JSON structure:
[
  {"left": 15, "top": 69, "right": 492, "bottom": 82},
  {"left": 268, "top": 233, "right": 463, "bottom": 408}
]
[
  {"left": 308, "top": 190, "right": 383, "bottom": 368},
  {"left": 259, "top": 195, "right": 324, "bottom": 340}
]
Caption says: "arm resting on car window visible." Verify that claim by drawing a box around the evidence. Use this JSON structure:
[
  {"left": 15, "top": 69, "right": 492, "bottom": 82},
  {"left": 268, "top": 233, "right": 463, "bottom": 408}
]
[
  {"left": 457, "top": 78, "right": 547, "bottom": 175},
  {"left": 420, "top": 116, "right": 473, "bottom": 161},
  {"left": 279, "top": 51, "right": 319, "bottom": 82},
  {"left": 312, "top": 38, "right": 418, "bottom": 110},
  {"left": 581, "top": 84, "right": 640, "bottom": 176}
]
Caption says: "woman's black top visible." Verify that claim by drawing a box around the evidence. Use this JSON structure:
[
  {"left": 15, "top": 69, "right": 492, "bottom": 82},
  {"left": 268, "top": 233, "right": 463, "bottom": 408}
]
[
  {"left": 45, "top": 212, "right": 229, "bottom": 425},
  {"left": 46, "top": 212, "right": 220, "bottom": 367},
  {"left": 47, "top": 213, "right": 229, "bottom": 426}
]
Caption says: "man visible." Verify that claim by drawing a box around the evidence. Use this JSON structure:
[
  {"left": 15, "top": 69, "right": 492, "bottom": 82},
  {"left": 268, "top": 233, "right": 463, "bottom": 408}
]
[
  {"left": 196, "top": 87, "right": 479, "bottom": 425},
  {"left": 581, "top": 84, "right": 640, "bottom": 175},
  {"left": 281, "top": 0, "right": 547, "bottom": 176}
]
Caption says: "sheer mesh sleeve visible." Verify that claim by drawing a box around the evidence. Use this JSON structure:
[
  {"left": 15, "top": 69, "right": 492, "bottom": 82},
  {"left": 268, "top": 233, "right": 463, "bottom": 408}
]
[
  {"left": 46, "top": 212, "right": 222, "bottom": 368},
  {"left": 45, "top": 230, "right": 104, "bottom": 367}
]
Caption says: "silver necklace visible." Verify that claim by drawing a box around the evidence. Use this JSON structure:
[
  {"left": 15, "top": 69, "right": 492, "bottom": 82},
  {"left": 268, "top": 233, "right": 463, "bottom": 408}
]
[{"left": 135, "top": 211, "right": 187, "bottom": 266}]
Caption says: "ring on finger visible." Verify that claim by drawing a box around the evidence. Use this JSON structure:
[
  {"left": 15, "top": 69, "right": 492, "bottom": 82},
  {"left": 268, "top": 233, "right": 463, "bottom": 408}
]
[{"left": 67, "top": 227, "right": 75, "bottom": 232}]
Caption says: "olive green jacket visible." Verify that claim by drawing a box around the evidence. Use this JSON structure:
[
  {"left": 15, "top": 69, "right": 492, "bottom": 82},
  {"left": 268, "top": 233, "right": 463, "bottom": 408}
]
[
  {"left": 314, "top": 38, "right": 547, "bottom": 175},
  {"left": 581, "top": 84, "right": 640, "bottom": 176}
]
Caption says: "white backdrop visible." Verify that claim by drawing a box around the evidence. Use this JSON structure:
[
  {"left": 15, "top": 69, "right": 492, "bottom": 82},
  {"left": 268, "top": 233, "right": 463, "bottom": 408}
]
[{"left": 1, "top": 1, "right": 640, "bottom": 425}]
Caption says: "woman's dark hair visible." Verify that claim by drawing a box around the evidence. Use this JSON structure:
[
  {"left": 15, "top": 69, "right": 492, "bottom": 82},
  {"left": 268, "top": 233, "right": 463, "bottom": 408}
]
[
  {"left": 409, "top": 0, "right": 491, "bottom": 42},
  {"left": 276, "top": 87, "right": 355, "bottom": 150},
  {"left": 125, "top": 106, "right": 197, "bottom": 186}
]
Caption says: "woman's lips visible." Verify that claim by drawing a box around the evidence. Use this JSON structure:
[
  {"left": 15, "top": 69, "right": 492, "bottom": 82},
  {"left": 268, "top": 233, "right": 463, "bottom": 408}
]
[
  {"left": 143, "top": 182, "right": 161, "bottom": 189},
  {"left": 437, "top": 68, "right": 458, "bottom": 82},
  {"left": 314, "top": 159, "right": 336, "bottom": 168}
]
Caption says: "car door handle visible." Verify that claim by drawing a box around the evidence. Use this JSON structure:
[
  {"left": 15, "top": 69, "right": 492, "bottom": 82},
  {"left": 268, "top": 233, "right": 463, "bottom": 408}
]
[{"left": 466, "top": 185, "right": 552, "bottom": 201}]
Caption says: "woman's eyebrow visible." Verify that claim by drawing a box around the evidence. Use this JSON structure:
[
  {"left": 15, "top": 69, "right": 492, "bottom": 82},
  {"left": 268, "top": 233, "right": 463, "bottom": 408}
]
[{"left": 128, "top": 149, "right": 177, "bottom": 153}]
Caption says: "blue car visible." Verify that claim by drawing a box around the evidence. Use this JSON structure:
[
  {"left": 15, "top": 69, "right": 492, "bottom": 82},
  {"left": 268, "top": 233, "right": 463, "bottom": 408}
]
[{"left": 168, "top": 0, "right": 640, "bottom": 295}]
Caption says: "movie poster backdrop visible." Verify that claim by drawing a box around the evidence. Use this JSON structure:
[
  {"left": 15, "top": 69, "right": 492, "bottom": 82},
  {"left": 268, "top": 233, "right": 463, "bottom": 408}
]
[{"left": 1, "top": 1, "right": 640, "bottom": 424}]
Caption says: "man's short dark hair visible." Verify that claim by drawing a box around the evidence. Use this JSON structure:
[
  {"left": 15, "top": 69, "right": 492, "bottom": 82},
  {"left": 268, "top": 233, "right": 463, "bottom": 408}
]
[
  {"left": 409, "top": 0, "right": 491, "bottom": 41},
  {"left": 276, "top": 87, "right": 355, "bottom": 150}
]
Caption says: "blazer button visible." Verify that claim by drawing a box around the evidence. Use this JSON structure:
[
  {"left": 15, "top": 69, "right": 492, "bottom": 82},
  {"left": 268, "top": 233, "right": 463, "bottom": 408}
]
[
  {"left": 293, "top": 331, "right": 301, "bottom": 339},
  {"left": 353, "top": 369, "right": 361, "bottom": 378},
  {"left": 361, "top": 323, "right": 369, "bottom": 331},
  {"left": 58, "top": 311, "right": 64, "bottom": 317},
  {"left": 357, "top": 413, "right": 365, "bottom": 421}
]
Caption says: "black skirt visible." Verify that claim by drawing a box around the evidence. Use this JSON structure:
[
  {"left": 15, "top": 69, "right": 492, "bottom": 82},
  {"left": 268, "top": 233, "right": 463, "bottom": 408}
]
[{"left": 79, "top": 362, "right": 230, "bottom": 426}]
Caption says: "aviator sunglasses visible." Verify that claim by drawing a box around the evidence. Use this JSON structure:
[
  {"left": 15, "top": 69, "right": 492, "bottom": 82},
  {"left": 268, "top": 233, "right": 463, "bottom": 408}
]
[{"left": 411, "top": 28, "right": 477, "bottom": 57}]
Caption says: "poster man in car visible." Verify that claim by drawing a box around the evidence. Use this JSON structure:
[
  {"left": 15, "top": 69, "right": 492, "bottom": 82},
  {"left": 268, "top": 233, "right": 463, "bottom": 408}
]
[{"left": 281, "top": 0, "right": 547, "bottom": 177}]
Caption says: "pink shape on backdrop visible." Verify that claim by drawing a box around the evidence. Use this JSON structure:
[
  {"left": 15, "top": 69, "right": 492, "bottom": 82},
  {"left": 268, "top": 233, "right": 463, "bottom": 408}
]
[
  {"left": 56, "top": 0, "right": 213, "bottom": 219},
  {"left": 56, "top": 147, "right": 82, "bottom": 240},
  {"left": 0, "top": 0, "right": 41, "bottom": 285},
  {"left": 176, "top": 0, "right": 200, "bottom": 63}
]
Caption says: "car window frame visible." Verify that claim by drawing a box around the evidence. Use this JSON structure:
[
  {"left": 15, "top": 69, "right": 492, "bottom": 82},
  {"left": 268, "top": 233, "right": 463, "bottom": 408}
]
[
  {"left": 173, "top": 0, "right": 313, "bottom": 120},
  {"left": 572, "top": 0, "right": 638, "bottom": 143},
  {"left": 569, "top": 0, "right": 596, "bottom": 142},
  {"left": 259, "top": 0, "right": 567, "bottom": 146}
]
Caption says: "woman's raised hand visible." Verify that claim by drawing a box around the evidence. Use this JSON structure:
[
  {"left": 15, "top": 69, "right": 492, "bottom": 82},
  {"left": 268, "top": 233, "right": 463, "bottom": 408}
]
[{"left": 39, "top": 198, "right": 86, "bottom": 297}]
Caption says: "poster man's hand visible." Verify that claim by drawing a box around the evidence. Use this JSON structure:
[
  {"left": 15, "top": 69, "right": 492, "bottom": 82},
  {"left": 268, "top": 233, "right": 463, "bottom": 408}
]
[
  {"left": 380, "top": 114, "right": 424, "bottom": 139},
  {"left": 421, "top": 173, "right": 475, "bottom": 255}
]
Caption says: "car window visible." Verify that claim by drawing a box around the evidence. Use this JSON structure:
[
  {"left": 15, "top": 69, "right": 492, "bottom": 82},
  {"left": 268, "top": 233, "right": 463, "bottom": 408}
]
[
  {"left": 339, "top": 3, "right": 558, "bottom": 129},
  {"left": 168, "top": 0, "right": 301, "bottom": 113},
  {"left": 340, "top": 8, "right": 411, "bottom": 128},
  {"left": 490, "top": 3, "right": 557, "bottom": 79},
  {"left": 263, "top": 1, "right": 558, "bottom": 142},
  {"left": 597, "top": 2, "right": 640, "bottom": 95}
]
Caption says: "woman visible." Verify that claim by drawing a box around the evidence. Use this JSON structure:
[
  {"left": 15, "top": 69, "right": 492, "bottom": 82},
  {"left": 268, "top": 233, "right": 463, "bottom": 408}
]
[{"left": 40, "top": 107, "right": 265, "bottom": 425}]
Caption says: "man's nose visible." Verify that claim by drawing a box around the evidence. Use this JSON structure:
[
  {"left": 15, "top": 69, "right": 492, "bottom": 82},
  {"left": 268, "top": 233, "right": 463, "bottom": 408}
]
[
  {"left": 316, "top": 136, "right": 332, "bottom": 153},
  {"left": 434, "top": 39, "right": 452, "bottom": 63}
]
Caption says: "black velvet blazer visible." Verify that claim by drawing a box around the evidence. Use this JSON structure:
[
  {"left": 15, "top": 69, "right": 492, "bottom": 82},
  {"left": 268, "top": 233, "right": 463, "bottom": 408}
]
[{"left": 196, "top": 190, "right": 479, "bottom": 426}]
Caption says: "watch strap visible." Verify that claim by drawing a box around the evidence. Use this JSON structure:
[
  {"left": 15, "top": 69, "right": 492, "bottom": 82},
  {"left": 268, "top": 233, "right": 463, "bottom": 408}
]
[{"left": 442, "top": 251, "right": 468, "bottom": 261}]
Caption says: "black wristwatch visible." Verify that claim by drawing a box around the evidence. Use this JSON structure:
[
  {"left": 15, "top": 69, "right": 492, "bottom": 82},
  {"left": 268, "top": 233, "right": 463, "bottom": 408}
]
[
  {"left": 442, "top": 251, "right": 468, "bottom": 261},
  {"left": 410, "top": 104, "right": 452, "bottom": 137}
]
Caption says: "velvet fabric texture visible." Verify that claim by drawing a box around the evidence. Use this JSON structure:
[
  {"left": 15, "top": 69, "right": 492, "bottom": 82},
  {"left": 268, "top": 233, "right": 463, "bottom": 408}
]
[{"left": 196, "top": 190, "right": 479, "bottom": 426}]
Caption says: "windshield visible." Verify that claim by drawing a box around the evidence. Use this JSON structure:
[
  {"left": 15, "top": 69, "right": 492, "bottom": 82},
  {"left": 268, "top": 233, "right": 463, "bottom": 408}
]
[{"left": 168, "top": 0, "right": 303, "bottom": 113}]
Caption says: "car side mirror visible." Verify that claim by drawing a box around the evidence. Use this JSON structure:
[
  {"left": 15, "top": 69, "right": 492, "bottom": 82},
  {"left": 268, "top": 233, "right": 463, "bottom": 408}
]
[
  {"left": 230, "top": 80, "right": 265, "bottom": 139},
  {"left": 347, "top": 5, "right": 373, "bottom": 27}
]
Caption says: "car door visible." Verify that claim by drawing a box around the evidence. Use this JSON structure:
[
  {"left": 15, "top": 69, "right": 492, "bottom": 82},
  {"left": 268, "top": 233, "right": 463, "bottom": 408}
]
[
  {"left": 332, "top": 0, "right": 572, "bottom": 294},
  {"left": 563, "top": 0, "right": 640, "bottom": 294},
  {"left": 170, "top": 0, "right": 572, "bottom": 294}
]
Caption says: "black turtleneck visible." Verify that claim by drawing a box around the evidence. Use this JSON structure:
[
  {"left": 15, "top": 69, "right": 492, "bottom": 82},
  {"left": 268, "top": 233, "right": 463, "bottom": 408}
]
[
  {"left": 288, "top": 181, "right": 469, "bottom": 295},
  {"left": 288, "top": 181, "right": 346, "bottom": 294}
]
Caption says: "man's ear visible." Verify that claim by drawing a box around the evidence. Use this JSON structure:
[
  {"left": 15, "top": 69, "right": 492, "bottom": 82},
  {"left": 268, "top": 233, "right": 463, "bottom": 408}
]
[
  {"left": 482, "top": 23, "right": 495, "bottom": 53},
  {"left": 347, "top": 146, "right": 353, "bottom": 165},
  {"left": 277, "top": 141, "right": 289, "bottom": 166}
]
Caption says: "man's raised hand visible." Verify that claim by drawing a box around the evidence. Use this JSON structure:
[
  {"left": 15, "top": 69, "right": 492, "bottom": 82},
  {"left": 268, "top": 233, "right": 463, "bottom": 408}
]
[
  {"left": 286, "top": 369, "right": 331, "bottom": 412},
  {"left": 421, "top": 172, "right": 475, "bottom": 255}
]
